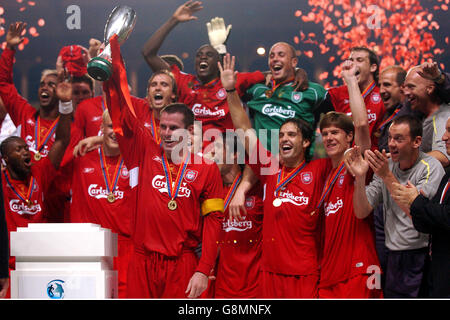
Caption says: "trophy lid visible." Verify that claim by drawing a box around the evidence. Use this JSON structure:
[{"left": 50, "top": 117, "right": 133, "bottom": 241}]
[{"left": 104, "top": 5, "right": 137, "bottom": 45}]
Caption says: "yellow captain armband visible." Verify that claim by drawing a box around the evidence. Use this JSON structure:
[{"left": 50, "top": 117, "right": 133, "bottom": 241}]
[{"left": 201, "top": 198, "right": 224, "bottom": 216}]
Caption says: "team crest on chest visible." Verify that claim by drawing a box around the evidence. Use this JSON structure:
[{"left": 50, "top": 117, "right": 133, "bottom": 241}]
[
  {"left": 291, "top": 92, "right": 302, "bottom": 103},
  {"left": 184, "top": 169, "right": 198, "bottom": 183},
  {"left": 216, "top": 88, "right": 227, "bottom": 100},
  {"left": 371, "top": 93, "right": 381, "bottom": 104},
  {"left": 245, "top": 196, "right": 255, "bottom": 209},
  {"left": 120, "top": 166, "right": 129, "bottom": 179},
  {"left": 338, "top": 174, "right": 345, "bottom": 187},
  {"left": 301, "top": 172, "right": 313, "bottom": 184}
]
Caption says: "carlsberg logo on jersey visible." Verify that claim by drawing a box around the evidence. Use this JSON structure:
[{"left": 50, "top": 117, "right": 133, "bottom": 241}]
[
  {"left": 324, "top": 198, "right": 343, "bottom": 216},
  {"left": 275, "top": 190, "right": 309, "bottom": 206},
  {"left": 261, "top": 104, "right": 296, "bottom": 119},
  {"left": 223, "top": 217, "right": 252, "bottom": 232},
  {"left": 25, "top": 135, "right": 50, "bottom": 156},
  {"left": 192, "top": 104, "right": 226, "bottom": 118},
  {"left": 152, "top": 175, "right": 192, "bottom": 198},
  {"left": 9, "top": 199, "right": 42, "bottom": 215},
  {"left": 88, "top": 184, "right": 124, "bottom": 200}
]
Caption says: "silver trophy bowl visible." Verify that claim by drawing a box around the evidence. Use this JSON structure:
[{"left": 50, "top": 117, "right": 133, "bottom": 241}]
[{"left": 87, "top": 6, "right": 137, "bottom": 81}]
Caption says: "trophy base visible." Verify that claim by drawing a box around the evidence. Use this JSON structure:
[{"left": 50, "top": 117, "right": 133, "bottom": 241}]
[{"left": 87, "top": 57, "right": 112, "bottom": 81}]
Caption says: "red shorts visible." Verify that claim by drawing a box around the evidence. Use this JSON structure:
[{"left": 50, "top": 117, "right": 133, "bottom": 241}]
[
  {"left": 126, "top": 248, "right": 198, "bottom": 298},
  {"left": 262, "top": 270, "right": 319, "bottom": 298},
  {"left": 113, "top": 235, "right": 133, "bottom": 299},
  {"left": 318, "top": 274, "right": 384, "bottom": 298}
]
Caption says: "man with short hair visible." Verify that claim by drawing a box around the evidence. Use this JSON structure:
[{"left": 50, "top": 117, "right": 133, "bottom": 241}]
[
  {"left": 104, "top": 35, "right": 224, "bottom": 298},
  {"left": 346, "top": 114, "right": 445, "bottom": 298},
  {"left": 71, "top": 75, "right": 94, "bottom": 108},
  {"left": 65, "top": 110, "right": 133, "bottom": 298},
  {"left": 391, "top": 116, "right": 450, "bottom": 297},
  {"left": 245, "top": 41, "right": 326, "bottom": 155},
  {"left": 322, "top": 46, "right": 386, "bottom": 149},
  {"left": 403, "top": 65, "right": 450, "bottom": 168},
  {"left": 0, "top": 71, "right": 72, "bottom": 298},
  {"left": 141, "top": 1, "right": 266, "bottom": 136}
]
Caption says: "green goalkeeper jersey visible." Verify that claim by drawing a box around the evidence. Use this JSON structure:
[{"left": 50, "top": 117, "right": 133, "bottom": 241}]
[{"left": 246, "top": 81, "right": 326, "bottom": 155}]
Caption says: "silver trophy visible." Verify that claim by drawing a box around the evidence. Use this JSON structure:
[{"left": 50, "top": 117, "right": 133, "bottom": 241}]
[{"left": 87, "top": 5, "right": 137, "bottom": 81}]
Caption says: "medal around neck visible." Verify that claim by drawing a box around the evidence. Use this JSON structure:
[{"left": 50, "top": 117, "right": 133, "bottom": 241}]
[
  {"left": 273, "top": 198, "right": 282, "bottom": 207},
  {"left": 168, "top": 199, "right": 177, "bottom": 211},
  {"left": 87, "top": 5, "right": 136, "bottom": 81},
  {"left": 34, "top": 152, "right": 42, "bottom": 161},
  {"left": 107, "top": 193, "right": 116, "bottom": 203}
]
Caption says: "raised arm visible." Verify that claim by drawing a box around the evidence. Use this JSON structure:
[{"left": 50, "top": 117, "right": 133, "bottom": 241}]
[
  {"left": 48, "top": 72, "right": 73, "bottom": 169},
  {"left": 344, "top": 146, "right": 374, "bottom": 219},
  {"left": 341, "top": 60, "right": 371, "bottom": 153},
  {"left": 219, "top": 54, "right": 257, "bottom": 155},
  {"left": 141, "top": 1, "right": 203, "bottom": 71}
]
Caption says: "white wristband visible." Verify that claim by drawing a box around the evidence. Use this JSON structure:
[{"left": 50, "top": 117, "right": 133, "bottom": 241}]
[
  {"left": 214, "top": 44, "right": 227, "bottom": 55},
  {"left": 59, "top": 100, "right": 73, "bottom": 114}
]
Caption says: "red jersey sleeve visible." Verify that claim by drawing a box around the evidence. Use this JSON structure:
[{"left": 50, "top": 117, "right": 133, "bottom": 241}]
[
  {"left": 196, "top": 162, "right": 225, "bottom": 275},
  {"left": 0, "top": 48, "right": 36, "bottom": 127},
  {"left": 235, "top": 71, "right": 265, "bottom": 96}
]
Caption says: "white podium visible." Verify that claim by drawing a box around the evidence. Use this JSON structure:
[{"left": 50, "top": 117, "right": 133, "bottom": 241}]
[{"left": 10, "top": 223, "right": 118, "bottom": 299}]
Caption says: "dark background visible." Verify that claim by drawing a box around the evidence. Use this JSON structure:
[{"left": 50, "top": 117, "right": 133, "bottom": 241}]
[{"left": 1, "top": 0, "right": 449, "bottom": 103}]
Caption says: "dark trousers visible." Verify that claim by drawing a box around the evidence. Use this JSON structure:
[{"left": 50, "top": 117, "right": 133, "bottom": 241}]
[
  {"left": 384, "top": 247, "right": 428, "bottom": 298},
  {"left": 373, "top": 205, "right": 388, "bottom": 291}
]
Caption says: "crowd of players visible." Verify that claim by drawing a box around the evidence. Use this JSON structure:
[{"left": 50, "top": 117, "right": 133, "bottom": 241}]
[{"left": 0, "top": 1, "right": 449, "bottom": 299}]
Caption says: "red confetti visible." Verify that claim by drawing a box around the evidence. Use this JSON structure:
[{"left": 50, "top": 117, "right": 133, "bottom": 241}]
[
  {"left": 295, "top": 10, "right": 302, "bottom": 17},
  {"left": 0, "top": 6, "right": 4, "bottom": 15},
  {"left": 28, "top": 1, "right": 36, "bottom": 6},
  {"left": 294, "top": 0, "right": 445, "bottom": 85},
  {"left": 19, "top": 6, "right": 26, "bottom": 12},
  {"left": 38, "top": 18, "right": 45, "bottom": 27}
]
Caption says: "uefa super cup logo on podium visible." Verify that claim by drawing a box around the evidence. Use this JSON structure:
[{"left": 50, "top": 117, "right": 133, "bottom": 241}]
[{"left": 87, "top": 6, "right": 137, "bottom": 81}]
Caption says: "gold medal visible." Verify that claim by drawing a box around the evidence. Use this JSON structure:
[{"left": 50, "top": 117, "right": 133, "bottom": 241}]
[
  {"left": 374, "top": 130, "right": 381, "bottom": 138},
  {"left": 26, "top": 199, "right": 33, "bottom": 208},
  {"left": 273, "top": 198, "right": 282, "bottom": 207},
  {"left": 34, "top": 152, "right": 42, "bottom": 161},
  {"left": 107, "top": 193, "right": 116, "bottom": 203},
  {"left": 168, "top": 199, "right": 177, "bottom": 211},
  {"left": 265, "top": 90, "right": 273, "bottom": 98}
]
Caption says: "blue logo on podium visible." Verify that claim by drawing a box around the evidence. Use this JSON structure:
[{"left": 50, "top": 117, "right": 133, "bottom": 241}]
[{"left": 47, "top": 280, "right": 65, "bottom": 299}]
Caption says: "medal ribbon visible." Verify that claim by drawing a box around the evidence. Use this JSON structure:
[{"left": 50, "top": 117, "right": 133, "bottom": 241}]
[
  {"left": 149, "top": 112, "right": 160, "bottom": 144},
  {"left": 34, "top": 115, "right": 60, "bottom": 154},
  {"left": 224, "top": 172, "right": 243, "bottom": 211},
  {"left": 3, "top": 170, "right": 35, "bottom": 205},
  {"left": 268, "top": 77, "right": 295, "bottom": 96},
  {"left": 313, "top": 161, "right": 346, "bottom": 214},
  {"left": 361, "top": 80, "right": 376, "bottom": 99},
  {"left": 193, "top": 77, "right": 220, "bottom": 90},
  {"left": 274, "top": 160, "right": 307, "bottom": 197},
  {"left": 440, "top": 180, "right": 450, "bottom": 204},
  {"left": 376, "top": 107, "right": 401, "bottom": 133},
  {"left": 99, "top": 147, "right": 124, "bottom": 197},
  {"left": 161, "top": 151, "right": 190, "bottom": 201}
]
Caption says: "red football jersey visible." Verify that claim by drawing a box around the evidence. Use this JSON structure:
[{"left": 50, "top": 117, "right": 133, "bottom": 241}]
[
  {"left": 171, "top": 65, "right": 265, "bottom": 133},
  {"left": 328, "top": 83, "right": 385, "bottom": 148},
  {"left": 68, "top": 148, "right": 132, "bottom": 237},
  {"left": 0, "top": 47, "right": 58, "bottom": 162},
  {"left": 214, "top": 181, "right": 264, "bottom": 298},
  {"left": 248, "top": 144, "right": 332, "bottom": 276},
  {"left": 106, "top": 93, "right": 224, "bottom": 275},
  {"left": 319, "top": 170, "right": 380, "bottom": 288},
  {"left": 1, "top": 158, "right": 56, "bottom": 234}
]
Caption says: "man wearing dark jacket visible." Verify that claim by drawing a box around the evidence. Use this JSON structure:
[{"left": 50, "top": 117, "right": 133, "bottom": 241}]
[{"left": 392, "top": 116, "right": 450, "bottom": 297}]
